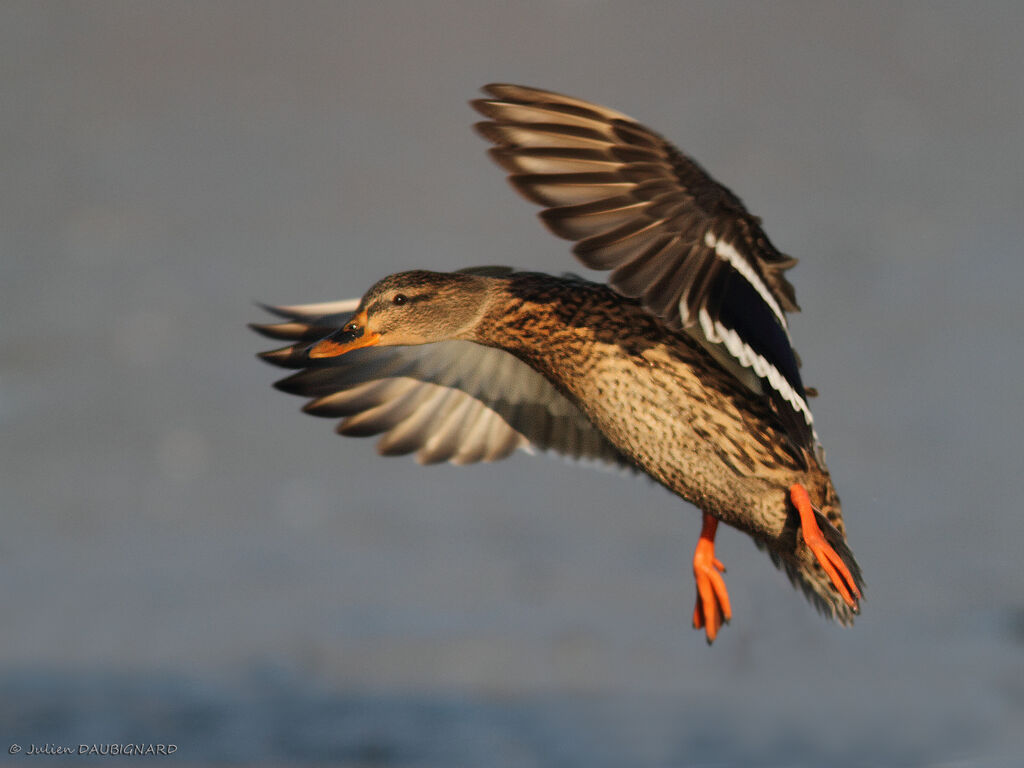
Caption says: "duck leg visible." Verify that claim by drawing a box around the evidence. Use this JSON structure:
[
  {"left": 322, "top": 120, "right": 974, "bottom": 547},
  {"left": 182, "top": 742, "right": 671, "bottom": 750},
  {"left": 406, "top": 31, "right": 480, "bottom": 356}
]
[
  {"left": 789, "top": 484, "right": 862, "bottom": 608},
  {"left": 692, "top": 513, "right": 732, "bottom": 643}
]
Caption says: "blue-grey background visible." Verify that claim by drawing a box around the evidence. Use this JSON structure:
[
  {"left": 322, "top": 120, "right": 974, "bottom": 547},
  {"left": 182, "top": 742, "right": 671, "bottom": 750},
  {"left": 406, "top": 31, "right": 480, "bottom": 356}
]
[{"left": 3, "top": 2, "right": 1022, "bottom": 766}]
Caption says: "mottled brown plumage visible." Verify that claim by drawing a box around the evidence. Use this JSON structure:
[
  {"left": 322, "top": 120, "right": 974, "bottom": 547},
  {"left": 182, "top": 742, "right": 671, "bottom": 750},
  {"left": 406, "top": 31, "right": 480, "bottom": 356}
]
[{"left": 252, "top": 85, "right": 864, "bottom": 642}]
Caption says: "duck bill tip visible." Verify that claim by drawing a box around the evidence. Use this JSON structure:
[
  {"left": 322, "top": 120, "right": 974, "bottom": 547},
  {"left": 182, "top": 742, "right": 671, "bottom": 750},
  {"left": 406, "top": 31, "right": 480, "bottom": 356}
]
[{"left": 308, "top": 332, "right": 380, "bottom": 359}]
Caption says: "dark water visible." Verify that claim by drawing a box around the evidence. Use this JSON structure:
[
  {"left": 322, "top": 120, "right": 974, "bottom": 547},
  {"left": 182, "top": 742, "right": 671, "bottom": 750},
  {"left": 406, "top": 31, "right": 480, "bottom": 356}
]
[
  {"left": 5, "top": 663, "right": 1018, "bottom": 767},
  {"left": 2, "top": 2, "right": 1023, "bottom": 765}
]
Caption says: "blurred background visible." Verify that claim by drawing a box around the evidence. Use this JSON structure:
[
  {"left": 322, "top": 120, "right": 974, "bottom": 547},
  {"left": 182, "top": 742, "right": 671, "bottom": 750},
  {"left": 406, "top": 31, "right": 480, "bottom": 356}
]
[{"left": 3, "top": 2, "right": 1023, "bottom": 765}]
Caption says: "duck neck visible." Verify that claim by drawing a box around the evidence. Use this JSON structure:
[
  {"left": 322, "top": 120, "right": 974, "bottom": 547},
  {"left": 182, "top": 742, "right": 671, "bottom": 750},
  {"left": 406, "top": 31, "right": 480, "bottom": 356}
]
[{"left": 469, "top": 273, "right": 597, "bottom": 364}]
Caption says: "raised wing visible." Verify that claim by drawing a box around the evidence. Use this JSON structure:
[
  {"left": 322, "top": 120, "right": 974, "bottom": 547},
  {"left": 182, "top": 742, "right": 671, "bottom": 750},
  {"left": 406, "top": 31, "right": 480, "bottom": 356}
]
[
  {"left": 252, "top": 301, "right": 633, "bottom": 469},
  {"left": 472, "top": 84, "right": 816, "bottom": 448}
]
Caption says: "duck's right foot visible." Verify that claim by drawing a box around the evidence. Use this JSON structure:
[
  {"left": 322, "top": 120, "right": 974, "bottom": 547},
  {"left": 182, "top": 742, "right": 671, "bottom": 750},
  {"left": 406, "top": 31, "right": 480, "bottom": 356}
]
[
  {"left": 692, "top": 512, "right": 732, "bottom": 644},
  {"left": 790, "top": 483, "right": 862, "bottom": 610}
]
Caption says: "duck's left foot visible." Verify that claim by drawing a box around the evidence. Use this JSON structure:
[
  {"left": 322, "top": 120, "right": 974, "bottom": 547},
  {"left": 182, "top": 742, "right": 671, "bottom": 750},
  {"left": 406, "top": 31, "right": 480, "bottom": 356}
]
[
  {"left": 790, "top": 483, "right": 862, "bottom": 609},
  {"left": 692, "top": 513, "right": 732, "bottom": 644}
]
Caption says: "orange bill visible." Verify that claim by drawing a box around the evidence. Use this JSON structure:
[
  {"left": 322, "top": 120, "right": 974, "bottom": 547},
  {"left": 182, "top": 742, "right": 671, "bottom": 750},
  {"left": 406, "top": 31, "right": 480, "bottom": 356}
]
[{"left": 307, "top": 310, "right": 380, "bottom": 358}]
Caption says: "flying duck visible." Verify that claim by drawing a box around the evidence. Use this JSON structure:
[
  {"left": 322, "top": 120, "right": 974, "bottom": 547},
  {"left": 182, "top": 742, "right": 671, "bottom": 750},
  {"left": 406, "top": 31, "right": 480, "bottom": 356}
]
[{"left": 252, "top": 84, "right": 863, "bottom": 643}]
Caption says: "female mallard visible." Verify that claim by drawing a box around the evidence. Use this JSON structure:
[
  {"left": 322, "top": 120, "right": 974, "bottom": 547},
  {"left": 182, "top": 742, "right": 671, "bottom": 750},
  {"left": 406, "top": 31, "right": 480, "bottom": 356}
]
[{"left": 252, "top": 84, "right": 863, "bottom": 643}]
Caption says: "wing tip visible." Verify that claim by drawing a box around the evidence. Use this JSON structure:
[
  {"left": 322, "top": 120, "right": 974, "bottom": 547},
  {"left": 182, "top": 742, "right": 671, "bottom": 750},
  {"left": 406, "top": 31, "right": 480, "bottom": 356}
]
[{"left": 258, "top": 345, "right": 308, "bottom": 368}]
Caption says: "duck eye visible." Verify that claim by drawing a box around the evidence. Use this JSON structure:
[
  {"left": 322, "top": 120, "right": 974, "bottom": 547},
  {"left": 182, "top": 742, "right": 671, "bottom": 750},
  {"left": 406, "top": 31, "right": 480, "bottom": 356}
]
[{"left": 392, "top": 294, "right": 407, "bottom": 306}]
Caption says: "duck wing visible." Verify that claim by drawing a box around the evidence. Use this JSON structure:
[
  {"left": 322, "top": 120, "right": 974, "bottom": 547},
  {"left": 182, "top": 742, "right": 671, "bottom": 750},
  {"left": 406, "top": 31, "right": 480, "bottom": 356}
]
[
  {"left": 252, "top": 301, "right": 634, "bottom": 469},
  {"left": 472, "top": 84, "right": 816, "bottom": 451}
]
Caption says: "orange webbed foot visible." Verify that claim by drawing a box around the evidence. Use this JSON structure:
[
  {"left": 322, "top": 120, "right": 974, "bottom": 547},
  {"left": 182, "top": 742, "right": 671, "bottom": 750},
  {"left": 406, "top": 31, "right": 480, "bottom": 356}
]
[
  {"left": 692, "top": 513, "right": 732, "bottom": 644},
  {"left": 790, "top": 483, "right": 862, "bottom": 609}
]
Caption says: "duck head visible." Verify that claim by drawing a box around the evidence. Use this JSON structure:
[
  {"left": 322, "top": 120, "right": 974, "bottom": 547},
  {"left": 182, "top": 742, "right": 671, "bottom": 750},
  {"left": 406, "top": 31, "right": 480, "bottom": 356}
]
[{"left": 307, "top": 270, "right": 490, "bottom": 358}]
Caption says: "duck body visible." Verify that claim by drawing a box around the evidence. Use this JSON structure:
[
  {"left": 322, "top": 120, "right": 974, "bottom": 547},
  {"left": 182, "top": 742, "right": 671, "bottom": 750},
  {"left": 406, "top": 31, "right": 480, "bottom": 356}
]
[
  {"left": 473, "top": 271, "right": 814, "bottom": 539},
  {"left": 253, "top": 84, "right": 863, "bottom": 642},
  {"left": 463, "top": 270, "right": 855, "bottom": 616}
]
